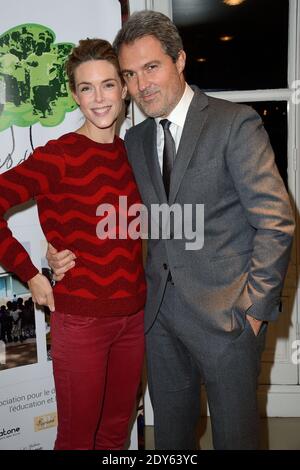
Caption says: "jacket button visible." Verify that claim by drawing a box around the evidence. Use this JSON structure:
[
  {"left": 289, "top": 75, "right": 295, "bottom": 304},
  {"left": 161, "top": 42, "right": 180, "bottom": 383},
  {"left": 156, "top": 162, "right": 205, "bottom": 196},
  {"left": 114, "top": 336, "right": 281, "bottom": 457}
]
[{"left": 163, "top": 263, "right": 168, "bottom": 270}]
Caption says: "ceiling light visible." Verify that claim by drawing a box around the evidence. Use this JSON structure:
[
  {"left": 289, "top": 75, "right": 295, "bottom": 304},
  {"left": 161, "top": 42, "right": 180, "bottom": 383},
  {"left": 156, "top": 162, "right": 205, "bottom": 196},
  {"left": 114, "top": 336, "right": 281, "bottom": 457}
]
[
  {"left": 220, "top": 35, "right": 234, "bottom": 42},
  {"left": 223, "top": 0, "right": 246, "bottom": 6}
]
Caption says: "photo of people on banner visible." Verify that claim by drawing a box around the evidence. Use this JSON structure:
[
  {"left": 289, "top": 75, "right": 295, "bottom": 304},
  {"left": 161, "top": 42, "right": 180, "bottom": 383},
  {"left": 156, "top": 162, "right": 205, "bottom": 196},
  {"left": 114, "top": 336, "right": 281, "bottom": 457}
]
[{"left": 0, "top": 250, "right": 37, "bottom": 371}]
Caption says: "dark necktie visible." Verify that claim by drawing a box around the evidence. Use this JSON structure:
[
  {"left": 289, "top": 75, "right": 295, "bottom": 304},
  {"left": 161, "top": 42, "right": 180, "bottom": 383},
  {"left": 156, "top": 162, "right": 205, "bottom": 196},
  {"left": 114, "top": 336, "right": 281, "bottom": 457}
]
[{"left": 160, "top": 119, "right": 176, "bottom": 199}]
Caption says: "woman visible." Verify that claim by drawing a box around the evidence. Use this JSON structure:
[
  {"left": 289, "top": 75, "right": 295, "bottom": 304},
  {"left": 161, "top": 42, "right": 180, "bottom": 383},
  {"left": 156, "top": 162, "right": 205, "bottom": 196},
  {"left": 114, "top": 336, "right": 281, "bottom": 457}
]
[{"left": 0, "top": 39, "right": 146, "bottom": 450}]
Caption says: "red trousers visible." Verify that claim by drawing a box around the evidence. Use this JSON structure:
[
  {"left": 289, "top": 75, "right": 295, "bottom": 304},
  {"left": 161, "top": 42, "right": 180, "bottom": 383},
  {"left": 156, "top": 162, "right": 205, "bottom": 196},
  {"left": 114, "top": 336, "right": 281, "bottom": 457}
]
[{"left": 50, "top": 309, "right": 144, "bottom": 450}]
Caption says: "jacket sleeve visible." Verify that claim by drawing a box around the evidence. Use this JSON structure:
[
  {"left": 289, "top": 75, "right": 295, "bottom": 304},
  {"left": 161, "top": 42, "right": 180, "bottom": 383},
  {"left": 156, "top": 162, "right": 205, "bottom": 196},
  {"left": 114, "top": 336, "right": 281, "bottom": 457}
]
[
  {"left": 0, "top": 141, "right": 66, "bottom": 283},
  {"left": 226, "top": 105, "right": 295, "bottom": 321}
]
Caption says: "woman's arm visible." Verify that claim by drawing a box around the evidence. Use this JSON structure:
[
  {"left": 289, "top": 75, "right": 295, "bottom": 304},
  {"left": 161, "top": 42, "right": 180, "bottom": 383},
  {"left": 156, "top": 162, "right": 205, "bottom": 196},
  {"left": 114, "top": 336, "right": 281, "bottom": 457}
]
[{"left": 0, "top": 141, "right": 65, "bottom": 309}]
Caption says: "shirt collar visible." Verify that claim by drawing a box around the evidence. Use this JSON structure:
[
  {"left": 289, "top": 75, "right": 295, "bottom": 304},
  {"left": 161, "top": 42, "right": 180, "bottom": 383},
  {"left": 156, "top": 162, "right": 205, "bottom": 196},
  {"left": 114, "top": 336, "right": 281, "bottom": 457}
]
[{"left": 155, "top": 83, "right": 194, "bottom": 129}]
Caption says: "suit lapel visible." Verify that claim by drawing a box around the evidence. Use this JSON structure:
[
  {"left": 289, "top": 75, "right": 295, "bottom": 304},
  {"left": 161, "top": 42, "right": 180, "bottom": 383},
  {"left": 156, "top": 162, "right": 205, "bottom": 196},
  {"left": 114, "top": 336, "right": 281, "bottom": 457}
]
[
  {"left": 143, "top": 118, "right": 167, "bottom": 203},
  {"left": 169, "top": 89, "right": 209, "bottom": 204}
]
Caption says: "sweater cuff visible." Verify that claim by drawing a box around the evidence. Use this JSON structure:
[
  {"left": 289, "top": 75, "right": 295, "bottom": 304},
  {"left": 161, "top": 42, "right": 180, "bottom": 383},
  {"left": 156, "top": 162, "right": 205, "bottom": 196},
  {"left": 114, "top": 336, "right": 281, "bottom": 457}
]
[{"left": 15, "top": 262, "right": 39, "bottom": 284}]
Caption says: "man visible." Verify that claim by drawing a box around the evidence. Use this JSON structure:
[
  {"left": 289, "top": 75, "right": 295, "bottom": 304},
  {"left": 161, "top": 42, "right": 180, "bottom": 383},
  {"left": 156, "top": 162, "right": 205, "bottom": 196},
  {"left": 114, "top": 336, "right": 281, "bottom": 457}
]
[{"left": 47, "top": 11, "right": 294, "bottom": 449}]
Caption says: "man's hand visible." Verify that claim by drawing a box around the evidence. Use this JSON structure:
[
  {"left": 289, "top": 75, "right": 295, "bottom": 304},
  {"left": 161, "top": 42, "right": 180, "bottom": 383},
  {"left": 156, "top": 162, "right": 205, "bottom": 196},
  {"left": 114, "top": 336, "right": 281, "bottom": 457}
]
[
  {"left": 246, "top": 314, "right": 263, "bottom": 336},
  {"left": 28, "top": 273, "right": 55, "bottom": 312},
  {"left": 46, "top": 243, "right": 76, "bottom": 281}
]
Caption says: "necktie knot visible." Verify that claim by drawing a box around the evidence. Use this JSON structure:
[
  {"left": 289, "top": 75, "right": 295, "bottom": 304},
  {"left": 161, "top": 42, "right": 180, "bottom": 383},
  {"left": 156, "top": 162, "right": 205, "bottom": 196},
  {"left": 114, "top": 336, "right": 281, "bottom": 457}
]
[{"left": 160, "top": 119, "right": 171, "bottom": 131}]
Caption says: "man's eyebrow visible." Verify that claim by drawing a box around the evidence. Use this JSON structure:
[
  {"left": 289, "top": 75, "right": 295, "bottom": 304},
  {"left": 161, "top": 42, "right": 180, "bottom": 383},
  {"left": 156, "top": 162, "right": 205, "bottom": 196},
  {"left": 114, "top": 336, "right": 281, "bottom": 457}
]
[
  {"left": 143, "top": 60, "right": 160, "bottom": 68},
  {"left": 120, "top": 69, "right": 133, "bottom": 74},
  {"left": 121, "top": 61, "right": 160, "bottom": 73}
]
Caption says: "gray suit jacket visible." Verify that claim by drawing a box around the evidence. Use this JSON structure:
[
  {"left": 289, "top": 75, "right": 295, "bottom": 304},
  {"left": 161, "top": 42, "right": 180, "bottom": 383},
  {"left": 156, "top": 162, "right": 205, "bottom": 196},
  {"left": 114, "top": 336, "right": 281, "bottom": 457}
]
[{"left": 125, "top": 87, "right": 295, "bottom": 334}]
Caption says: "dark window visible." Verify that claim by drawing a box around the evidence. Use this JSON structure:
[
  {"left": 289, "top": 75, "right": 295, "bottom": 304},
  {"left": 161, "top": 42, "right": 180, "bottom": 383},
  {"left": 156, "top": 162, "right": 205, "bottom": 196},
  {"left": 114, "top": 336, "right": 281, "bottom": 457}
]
[
  {"left": 173, "top": 0, "right": 289, "bottom": 91},
  {"left": 240, "top": 101, "right": 288, "bottom": 187}
]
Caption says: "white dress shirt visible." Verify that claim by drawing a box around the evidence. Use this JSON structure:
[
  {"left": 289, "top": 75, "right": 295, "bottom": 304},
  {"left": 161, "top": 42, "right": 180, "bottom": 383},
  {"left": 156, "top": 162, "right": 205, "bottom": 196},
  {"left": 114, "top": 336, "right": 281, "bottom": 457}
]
[{"left": 155, "top": 83, "right": 194, "bottom": 172}]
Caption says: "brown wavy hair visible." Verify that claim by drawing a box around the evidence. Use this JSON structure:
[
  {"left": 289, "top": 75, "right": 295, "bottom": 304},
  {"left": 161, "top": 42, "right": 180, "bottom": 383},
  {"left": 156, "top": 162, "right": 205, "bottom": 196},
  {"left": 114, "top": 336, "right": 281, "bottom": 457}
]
[{"left": 66, "top": 38, "right": 124, "bottom": 92}]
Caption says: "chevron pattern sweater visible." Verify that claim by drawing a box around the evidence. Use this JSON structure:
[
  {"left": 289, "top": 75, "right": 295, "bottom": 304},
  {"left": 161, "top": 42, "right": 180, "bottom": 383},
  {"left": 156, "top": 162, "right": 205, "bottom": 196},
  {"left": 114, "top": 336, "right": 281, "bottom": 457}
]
[{"left": 0, "top": 132, "right": 146, "bottom": 317}]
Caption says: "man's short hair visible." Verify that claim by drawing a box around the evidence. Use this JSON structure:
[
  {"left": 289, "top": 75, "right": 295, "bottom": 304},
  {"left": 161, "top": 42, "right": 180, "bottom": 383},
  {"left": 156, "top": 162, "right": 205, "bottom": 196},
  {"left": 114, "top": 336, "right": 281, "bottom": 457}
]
[{"left": 113, "top": 10, "right": 183, "bottom": 63}]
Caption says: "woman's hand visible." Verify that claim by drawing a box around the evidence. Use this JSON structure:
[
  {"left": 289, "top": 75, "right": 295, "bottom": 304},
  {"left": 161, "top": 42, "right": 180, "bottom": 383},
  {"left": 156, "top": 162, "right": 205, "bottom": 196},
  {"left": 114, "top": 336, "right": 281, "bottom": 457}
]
[
  {"left": 46, "top": 243, "right": 76, "bottom": 281},
  {"left": 27, "top": 273, "right": 55, "bottom": 312}
]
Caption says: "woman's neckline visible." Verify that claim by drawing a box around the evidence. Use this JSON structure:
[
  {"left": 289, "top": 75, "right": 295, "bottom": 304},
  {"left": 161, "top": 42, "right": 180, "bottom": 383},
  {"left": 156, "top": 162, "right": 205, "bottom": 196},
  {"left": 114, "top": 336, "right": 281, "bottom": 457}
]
[{"left": 70, "top": 132, "right": 118, "bottom": 147}]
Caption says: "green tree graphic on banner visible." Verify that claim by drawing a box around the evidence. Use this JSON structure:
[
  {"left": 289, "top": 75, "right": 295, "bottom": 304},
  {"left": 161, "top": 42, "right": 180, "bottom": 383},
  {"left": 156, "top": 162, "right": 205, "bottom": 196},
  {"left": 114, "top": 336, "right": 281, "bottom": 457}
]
[{"left": 0, "top": 23, "right": 76, "bottom": 131}]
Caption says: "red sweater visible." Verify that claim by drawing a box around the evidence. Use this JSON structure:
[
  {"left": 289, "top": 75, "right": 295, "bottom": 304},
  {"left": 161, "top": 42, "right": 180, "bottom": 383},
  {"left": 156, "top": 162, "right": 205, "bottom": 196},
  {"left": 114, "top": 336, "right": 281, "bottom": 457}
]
[{"left": 0, "top": 132, "right": 146, "bottom": 317}]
